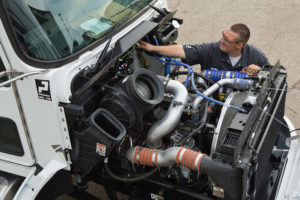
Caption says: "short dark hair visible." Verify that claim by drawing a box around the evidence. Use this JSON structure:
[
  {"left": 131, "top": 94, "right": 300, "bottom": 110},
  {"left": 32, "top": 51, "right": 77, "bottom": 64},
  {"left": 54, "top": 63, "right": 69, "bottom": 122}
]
[{"left": 230, "top": 23, "right": 250, "bottom": 44}]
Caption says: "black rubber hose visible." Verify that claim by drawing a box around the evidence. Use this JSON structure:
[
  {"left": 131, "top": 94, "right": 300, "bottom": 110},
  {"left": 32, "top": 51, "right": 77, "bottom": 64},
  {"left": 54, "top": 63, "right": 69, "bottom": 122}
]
[{"left": 104, "top": 158, "right": 158, "bottom": 183}]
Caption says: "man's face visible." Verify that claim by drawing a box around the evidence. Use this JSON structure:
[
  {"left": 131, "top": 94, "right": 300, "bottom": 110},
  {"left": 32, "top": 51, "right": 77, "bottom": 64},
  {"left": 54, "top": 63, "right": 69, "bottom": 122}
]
[{"left": 220, "top": 28, "right": 242, "bottom": 54}]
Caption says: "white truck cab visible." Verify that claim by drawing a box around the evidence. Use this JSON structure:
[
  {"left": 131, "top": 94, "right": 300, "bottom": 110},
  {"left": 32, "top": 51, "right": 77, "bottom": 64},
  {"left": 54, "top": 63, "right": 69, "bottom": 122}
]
[{"left": 0, "top": 0, "right": 299, "bottom": 200}]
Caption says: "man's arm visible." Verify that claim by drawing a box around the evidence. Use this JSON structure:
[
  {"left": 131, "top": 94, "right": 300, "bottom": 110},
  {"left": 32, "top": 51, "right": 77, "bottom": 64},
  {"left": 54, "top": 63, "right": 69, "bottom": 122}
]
[{"left": 138, "top": 41, "right": 186, "bottom": 59}]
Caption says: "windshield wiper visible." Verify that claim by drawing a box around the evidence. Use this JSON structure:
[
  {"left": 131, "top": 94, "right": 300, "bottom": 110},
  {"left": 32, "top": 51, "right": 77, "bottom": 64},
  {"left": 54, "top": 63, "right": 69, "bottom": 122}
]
[
  {"left": 139, "top": 0, "right": 168, "bottom": 16},
  {"left": 90, "top": 25, "right": 117, "bottom": 74},
  {"left": 90, "top": 8, "right": 136, "bottom": 75}
]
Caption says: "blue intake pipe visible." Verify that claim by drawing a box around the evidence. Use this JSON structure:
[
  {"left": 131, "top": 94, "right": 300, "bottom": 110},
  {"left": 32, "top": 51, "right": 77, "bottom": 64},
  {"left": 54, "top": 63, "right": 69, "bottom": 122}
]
[{"left": 203, "top": 69, "right": 247, "bottom": 81}]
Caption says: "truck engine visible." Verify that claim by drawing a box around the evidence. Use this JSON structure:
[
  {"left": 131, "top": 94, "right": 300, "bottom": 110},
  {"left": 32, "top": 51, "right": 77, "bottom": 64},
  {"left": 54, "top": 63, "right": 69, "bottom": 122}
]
[
  {"left": 61, "top": 18, "right": 288, "bottom": 200},
  {"left": 0, "top": 0, "right": 295, "bottom": 199}
]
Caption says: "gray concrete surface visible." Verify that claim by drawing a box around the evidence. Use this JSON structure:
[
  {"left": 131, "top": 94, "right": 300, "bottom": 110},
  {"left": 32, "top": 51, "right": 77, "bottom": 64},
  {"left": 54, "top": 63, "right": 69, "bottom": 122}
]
[
  {"left": 168, "top": 0, "right": 300, "bottom": 129},
  {"left": 57, "top": 1, "right": 300, "bottom": 199}
]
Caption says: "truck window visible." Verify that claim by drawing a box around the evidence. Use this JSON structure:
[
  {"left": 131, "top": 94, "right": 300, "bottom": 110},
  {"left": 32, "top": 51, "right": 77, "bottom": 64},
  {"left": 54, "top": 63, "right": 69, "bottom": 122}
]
[
  {"left": 4, "top": 0, "right": 152, "bottom": 61},
  {"left": 0, "top": 117, "right": 24, "bottom": 156}
]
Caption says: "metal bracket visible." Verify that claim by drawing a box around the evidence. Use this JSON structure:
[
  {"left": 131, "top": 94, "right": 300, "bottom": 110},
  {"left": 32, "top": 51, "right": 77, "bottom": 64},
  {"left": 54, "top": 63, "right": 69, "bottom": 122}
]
[{"left": 0, "top": 70, "right": 48, "bottom": 88}]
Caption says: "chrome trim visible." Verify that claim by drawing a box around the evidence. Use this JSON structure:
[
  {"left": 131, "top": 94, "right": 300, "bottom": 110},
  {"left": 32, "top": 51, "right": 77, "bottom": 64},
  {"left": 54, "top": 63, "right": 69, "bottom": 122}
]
[{"left": 0, "top": 70, "right": 48, "bottom": 88}]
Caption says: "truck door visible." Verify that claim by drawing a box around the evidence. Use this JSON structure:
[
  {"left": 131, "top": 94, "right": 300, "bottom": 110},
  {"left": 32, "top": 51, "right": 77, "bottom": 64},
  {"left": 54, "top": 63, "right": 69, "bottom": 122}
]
[{"left": 0, "top": 44, "right": 35, "bottom": 167}]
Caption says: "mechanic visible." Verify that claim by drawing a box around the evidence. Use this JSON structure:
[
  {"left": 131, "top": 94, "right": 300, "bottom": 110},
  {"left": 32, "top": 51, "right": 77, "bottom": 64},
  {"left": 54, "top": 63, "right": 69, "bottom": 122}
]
[{"left": 139, "top": 23, "right": 269, "bottom": 75}]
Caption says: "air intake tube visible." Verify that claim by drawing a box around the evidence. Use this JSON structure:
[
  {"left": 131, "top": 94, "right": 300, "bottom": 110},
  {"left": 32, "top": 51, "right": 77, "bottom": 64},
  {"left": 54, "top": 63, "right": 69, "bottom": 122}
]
[
  {"left": 146, "top": 77, "right": 188, "bottom": 148},
  {"left": 126, "top": 146, "right": 243, "bottom": 200},
  {"left": 125, "top": 68, "right": 164, "bottom": 106},
  {"left": 99, "top": 68, "right": 164, "bottom": 130}
]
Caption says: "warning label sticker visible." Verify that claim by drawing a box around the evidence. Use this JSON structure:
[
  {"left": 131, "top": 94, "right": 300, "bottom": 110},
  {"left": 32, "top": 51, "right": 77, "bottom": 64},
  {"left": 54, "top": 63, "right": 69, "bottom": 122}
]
[
  {"left": 96, "top": 143, "right": 106, "bottom": 156},
  {"left": 151, "top": 193, "right": 164, "bottom": 200}
]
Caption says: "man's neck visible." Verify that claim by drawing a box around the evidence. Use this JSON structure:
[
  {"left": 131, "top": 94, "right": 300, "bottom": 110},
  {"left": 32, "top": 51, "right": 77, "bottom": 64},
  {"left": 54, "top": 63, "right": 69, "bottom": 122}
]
[{"left": 228, "top": 50, "right": 242, "bottom": 57}]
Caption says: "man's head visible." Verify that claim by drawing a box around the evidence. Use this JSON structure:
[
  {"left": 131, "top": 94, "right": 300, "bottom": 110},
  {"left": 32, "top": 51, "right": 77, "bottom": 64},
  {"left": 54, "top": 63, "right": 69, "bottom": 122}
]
[{"left": 220, "top": 23, "right": 250, "bottom": 56}]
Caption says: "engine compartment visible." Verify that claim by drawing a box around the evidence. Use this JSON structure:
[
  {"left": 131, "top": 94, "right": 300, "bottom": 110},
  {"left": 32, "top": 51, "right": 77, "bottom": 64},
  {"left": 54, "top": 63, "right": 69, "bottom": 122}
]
[{"left": 61, "top": 14, "right": 290, "bottom": 200}]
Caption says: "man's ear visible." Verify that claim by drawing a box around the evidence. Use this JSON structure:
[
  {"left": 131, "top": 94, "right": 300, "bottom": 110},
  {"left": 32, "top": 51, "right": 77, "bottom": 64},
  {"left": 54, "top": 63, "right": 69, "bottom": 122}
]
[{"left": 237, "top": 42, "right": 244, "bottom": 50}]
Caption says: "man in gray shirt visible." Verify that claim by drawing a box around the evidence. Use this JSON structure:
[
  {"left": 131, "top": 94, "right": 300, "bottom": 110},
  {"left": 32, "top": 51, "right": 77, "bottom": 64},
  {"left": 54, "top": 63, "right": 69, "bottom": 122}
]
[{"left": 139, "top": 23, "right": 269, "bottom": 75}]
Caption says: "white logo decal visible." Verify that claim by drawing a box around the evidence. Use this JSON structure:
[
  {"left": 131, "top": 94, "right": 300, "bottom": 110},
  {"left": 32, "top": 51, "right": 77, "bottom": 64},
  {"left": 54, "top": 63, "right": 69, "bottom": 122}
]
[{"left": 38, "top": 81, "right": 49, "bottom": 93}]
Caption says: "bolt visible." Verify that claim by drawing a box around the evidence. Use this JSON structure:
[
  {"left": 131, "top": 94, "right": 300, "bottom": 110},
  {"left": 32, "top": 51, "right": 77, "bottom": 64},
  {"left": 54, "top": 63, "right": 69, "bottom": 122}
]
[
  {"left": 64, "top": 128, "right": 67, "bottom": 131},
  {"left": 62, "top": 118, "right": 65, "bottom": 122},
  {"left": 60, "top": 108, "right": 63, "bottom": 112}
]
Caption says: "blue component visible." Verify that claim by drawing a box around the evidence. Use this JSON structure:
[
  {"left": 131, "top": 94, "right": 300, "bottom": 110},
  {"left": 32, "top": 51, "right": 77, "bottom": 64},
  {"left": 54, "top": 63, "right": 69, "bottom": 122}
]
[
  {"left": 210, "top": 69, "right": 214, "bottom": 81},
  {"left": 206, "top": 70, "right": 246, "bottom": 81},
  {"left": 223, "top": 70, "right": 227, "bottom": 79},
  {"left": 211, "top": 69, "right": 215, "bottom": 81},
  {"left": 218, "top": 70, "right": 222, "bottom": 80},
  {"left": 165, "top": 63, "right": 171, "bottom": 76}
]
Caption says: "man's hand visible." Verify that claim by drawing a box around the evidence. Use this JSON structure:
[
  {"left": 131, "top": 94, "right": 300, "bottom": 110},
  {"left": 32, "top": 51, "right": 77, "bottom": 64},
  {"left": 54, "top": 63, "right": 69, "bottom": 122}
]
[
  {"left": 246, "top": 64, "right": 261, "bottom": 76},
  {"left": 137, "top": 41, "right": 186, "bottom": 59},
  {"left": 138, "top": 40, "right": 155, "bottom": 52}
]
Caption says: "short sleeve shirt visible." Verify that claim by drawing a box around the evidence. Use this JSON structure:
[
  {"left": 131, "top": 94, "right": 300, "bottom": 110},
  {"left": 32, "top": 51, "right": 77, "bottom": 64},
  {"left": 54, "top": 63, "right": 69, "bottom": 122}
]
[{"left": 183, "top": 41, "right": 269, "bottom": 71}]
